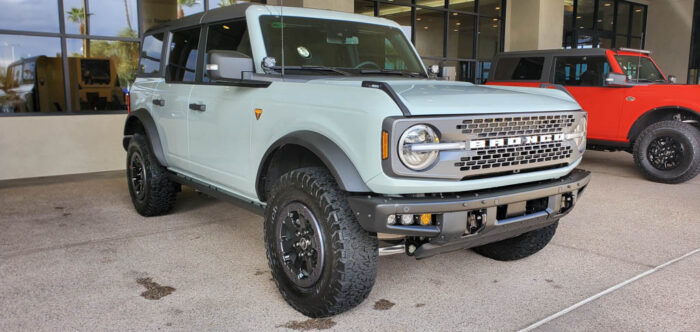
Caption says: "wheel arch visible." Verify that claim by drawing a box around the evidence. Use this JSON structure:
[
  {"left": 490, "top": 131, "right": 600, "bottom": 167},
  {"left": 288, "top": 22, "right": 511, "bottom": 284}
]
[
  {"left": 627, "top": 106, "right": 700, "bottom": 143},
  {"left": 256, "top": 131, "right": 370, "bottom": 202},
  {"left": 123, "top": 108, "right": 168, "bottom": 167}
]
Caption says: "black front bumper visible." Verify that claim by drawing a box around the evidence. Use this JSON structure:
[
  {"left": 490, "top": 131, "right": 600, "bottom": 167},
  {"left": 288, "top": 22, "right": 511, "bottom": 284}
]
[{"left": 348, "top": 169, "right": 592, "bottom": 259}]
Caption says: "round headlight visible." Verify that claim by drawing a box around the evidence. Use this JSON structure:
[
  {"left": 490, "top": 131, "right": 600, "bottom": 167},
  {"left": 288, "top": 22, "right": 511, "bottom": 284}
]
[{"left": 398, "top": 125, "right": 440, "bottom": 170}]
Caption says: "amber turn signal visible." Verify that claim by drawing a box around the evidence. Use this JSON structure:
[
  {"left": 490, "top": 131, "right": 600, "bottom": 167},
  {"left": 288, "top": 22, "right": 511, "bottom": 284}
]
[
  {"left": 419, "top": 213, "right": 432, "bottom": 225},
  {"left": 382, "top": 131, "right": 389, "bottom": 160}
]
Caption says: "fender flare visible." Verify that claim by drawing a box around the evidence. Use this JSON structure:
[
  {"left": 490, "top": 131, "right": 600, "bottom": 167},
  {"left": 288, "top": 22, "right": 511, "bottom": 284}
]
[
  {"left": 256, "top": 131, "right": 371, "bottom": 198},
  {"left": 627, "top": 106, "right": 700, "bottom": 141},
  {"left": 123, "top": 109, "right": 168, "bottom": 167}
]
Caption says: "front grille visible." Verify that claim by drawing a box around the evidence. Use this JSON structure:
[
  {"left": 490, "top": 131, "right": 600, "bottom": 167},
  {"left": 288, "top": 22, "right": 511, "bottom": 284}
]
[
  {"left": 385, "top": 111, "right": 586, "bottom": 180},
  {"left": 455, "top": 142, "right": 573, "bottom": 172},
  {"left": 456, "top": 114, "right": 575, "bottom": 137}
]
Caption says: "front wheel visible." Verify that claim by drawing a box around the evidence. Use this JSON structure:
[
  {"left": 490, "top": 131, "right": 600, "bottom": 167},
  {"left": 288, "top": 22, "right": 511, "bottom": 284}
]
[
  {"left": 633, "top": 121, "right": 700, "bottom": 184},
  {"left": 126, "top": 134, "right": 177, "bottom": 216},
  {"left": 264, "top": 167, "right": 378, "bottom": 317}
]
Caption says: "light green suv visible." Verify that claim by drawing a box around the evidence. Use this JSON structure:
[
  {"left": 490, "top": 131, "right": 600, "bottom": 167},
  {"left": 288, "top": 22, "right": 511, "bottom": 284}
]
[{"left": 123, "top": 4, "right": 591, "bottom": 317}]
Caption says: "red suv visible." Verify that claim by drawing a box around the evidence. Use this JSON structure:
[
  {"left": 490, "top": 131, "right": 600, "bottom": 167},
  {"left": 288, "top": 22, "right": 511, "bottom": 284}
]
[{"left": 487, "top": 48, "right": 700, "bottom": 183}]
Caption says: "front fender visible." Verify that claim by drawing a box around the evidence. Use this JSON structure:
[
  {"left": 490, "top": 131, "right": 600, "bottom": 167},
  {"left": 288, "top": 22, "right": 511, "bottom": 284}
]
[{"left": 256, "top": 131, "right": 371, "bottom": 197}]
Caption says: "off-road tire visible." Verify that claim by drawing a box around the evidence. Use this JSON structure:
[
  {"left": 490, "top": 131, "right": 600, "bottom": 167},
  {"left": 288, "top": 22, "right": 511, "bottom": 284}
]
[
  {"left": 264, "top": 167, "right": 378, "bottom": 317},
  {"left": 633, "top": 121, "right": 700, "bottom": 184},
  {"left": 126, "top": 133, "right": 177, "bottom": 216},
  {"left": 472, "top": 222, "right": 558, "bottom": 261}
]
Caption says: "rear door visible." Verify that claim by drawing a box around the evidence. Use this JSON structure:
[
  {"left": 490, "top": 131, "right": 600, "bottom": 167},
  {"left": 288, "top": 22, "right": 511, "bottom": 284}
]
[
  {"left": 158, "top": 27, "right": 203, "bottom": 171},
  {"left": 552, "top": 55, "right": 625, "bottom": 141},
  {"left": 187, "top": 19, "right": 254, "bottom": 192}
]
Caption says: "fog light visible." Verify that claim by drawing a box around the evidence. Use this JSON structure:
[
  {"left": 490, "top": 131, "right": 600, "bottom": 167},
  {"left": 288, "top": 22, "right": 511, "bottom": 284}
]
[
  {"left": 400, "top": 214, "right": 414, "bottom": 225},
  {"left": 387, "top": 214, "right": 396, "bottom": 225},
  {"left": 419, "top": 213, "right": 432, "bottom": 225}
]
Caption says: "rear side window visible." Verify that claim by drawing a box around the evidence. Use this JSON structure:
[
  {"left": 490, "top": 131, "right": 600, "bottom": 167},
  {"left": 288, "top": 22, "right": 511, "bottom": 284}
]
[
  {"left": 140, "top": 33, "right": 165, "bottom": 75},
  {"left": 554, "top": 56, "right": 611, "bottom": 87},
  {"left": 167, "top": 28, "right": 201, "bottom": 82},
  {"left": 494, "top": 57, "right": 545, "bottom": 81},
  {"left": 203, "top": 20, "right": 250, "bottom": 82}
]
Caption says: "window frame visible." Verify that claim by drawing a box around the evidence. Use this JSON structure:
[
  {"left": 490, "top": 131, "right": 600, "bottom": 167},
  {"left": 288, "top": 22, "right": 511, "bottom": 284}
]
[
  {"left": 165, "top": 26, "right": 205, "bottom": 84},
  {"left": 552, "top": 55, "right": 612, "bottom": 87},
  {"left": 563, "top": 0, "right": 648, "bottom": 50}
]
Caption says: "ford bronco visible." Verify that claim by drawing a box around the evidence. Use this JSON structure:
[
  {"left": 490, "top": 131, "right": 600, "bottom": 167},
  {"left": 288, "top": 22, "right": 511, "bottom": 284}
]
[
  {"left": 488, "top": 48, "right": 700, "bottom": 183},
  {"left": 123, "top": 4, "right": 591, "bottom": 317}
]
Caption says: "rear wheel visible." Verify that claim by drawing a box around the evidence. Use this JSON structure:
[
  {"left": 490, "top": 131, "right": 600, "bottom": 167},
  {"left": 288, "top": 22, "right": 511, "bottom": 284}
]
[
  {"left": 126, "top": 134, "right": 177, "bottom": 216},
  {"left": 633, "top": 121, "right": 700, "bottom": 184},
  {"left": 472, "top": 222, "right": 558, "bottom": 261},
  {"left": 264, "top": 167, "right": 378, "bottom": 317}
]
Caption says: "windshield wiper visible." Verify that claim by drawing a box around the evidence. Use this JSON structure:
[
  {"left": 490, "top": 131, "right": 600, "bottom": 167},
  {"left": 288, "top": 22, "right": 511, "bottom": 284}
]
[
  {"left": 269, "top": 65, "right": 351, "bottom": 76},
  {"left": 359, "top": 69, "right": 425, "bottom": 78}
]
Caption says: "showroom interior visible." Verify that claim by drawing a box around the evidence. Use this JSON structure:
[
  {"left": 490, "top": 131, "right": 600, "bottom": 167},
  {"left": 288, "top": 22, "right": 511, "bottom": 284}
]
[{"left": 0, "top": 0, "right": 698, "bottom": 181}]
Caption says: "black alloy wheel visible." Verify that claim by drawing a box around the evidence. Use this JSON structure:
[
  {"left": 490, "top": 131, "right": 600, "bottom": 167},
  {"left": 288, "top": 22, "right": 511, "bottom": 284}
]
[{"left": 275, "top": 202, "right": 326, "bottom": 288}]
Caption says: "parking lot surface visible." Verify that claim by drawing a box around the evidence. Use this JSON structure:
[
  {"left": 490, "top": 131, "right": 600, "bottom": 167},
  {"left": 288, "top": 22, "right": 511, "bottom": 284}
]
[{"left": 1, "top": 150, "right": 698, "bottom": 331}]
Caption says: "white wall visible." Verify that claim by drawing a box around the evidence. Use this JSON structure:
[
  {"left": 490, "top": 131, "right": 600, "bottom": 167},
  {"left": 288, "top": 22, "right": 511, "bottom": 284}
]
[
  {"left": 645, "top": 0, "right": 695, "bottom": 83},
  {"left": 505, "top": 0, "right": 564, "bottom": 51},
  {"left": 0, "top": 114, "right": 126, "bottom": 180}
]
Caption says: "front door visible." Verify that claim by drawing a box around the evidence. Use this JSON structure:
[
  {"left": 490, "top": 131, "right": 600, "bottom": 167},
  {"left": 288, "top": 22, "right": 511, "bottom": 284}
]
[
  {"left": 553, "top": 55, "right": 626, "bottom": 141},
  {"left": 187, "top": 20, "right": 254, "bottom": 193}
]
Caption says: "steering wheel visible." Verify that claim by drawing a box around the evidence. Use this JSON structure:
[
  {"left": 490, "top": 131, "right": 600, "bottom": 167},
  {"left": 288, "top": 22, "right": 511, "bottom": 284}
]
[{"left": 353, "top": 61, "right": 381, "bottom": 70}]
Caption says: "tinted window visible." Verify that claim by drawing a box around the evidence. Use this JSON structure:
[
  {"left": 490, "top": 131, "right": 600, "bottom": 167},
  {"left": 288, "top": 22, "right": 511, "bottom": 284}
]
[
  {"left": 203, "top": 20, "right": 250, "bottom": 82},
  {"left": 167, "top": 28, "right": 201, "bottom": 82},
  {"left": 554, "top": 56, "right": 611, "bottom": 87},
  {"left": 494, "top": 57, "right": 545, "bottom": 81},
  {"left": 140, "top": 33, "right": 164, "bottom": 75}
]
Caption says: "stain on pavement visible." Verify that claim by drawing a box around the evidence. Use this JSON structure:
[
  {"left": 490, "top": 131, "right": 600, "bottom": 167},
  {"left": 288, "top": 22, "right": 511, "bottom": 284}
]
[
  {"left": 136, "top": 277, "right": 175, "bottom": 300},
  {"left": 276, "top": 318, "right": 336, "bottom": 330}
]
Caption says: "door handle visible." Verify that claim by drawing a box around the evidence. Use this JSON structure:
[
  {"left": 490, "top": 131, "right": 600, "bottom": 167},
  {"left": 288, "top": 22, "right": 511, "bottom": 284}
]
[
  {"left": 152, "top": 98, "right": 165, "bottom": 107},
  {"left": 189, "top": 103, "right": 206, "bottom": 112}
]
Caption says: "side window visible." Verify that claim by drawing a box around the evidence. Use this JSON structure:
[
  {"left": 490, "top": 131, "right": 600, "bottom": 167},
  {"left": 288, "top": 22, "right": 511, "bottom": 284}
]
[
  {"left": 140, "top": 33, "right": 165, "bottom": 75},
  {"left": 554, "top": 56, "right": 610, "bottom": 87},
  {"left": 167, "top": 28, "right": 201, "bottom": 82},
  {"left": 494, "top": 57, "right": 545, "bottom": 81},
  {"left": 203, "top": 20, "right": 251, "bottom": 82}
]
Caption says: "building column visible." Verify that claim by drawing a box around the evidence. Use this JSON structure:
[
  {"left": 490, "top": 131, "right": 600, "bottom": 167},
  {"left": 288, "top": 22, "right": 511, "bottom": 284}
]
[
  {"left": 504, "top": 0, "right": 564, "bottom": 51},
  {"left": 267, "top": 0, "right": 354, "bottom": 13}
]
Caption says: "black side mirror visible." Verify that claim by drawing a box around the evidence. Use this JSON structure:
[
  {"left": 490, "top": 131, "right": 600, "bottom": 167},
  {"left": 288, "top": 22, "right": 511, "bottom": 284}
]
[
  {"left": 207, "top": 50, "right": 253, "bottom": 81},
  {"left": 605, "top": 72, "right": 628, "bottom": 86}
]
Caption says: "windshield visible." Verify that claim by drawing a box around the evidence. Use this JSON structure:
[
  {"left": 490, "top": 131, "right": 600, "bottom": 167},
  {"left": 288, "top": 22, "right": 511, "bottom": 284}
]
[
  {"left": 615, "top": 55, "right": 665, "bottom": 82},
  {"left": 259, "top": 15, "right": 425, "bottom": 76}
]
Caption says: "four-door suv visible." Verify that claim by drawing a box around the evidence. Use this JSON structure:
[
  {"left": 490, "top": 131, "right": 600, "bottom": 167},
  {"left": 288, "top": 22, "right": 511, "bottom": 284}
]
[
  {"left": 487, "top": 48, "right": 700, "bottom": 183},
  {"left": 123, "top": 4, "right": 591, "bottom": 317}
]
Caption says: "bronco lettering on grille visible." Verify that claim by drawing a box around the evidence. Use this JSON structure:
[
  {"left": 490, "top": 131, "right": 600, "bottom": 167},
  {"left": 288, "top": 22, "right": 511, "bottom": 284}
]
[{"left": 469, "top": 134, "right": 564, "bottom": 150}]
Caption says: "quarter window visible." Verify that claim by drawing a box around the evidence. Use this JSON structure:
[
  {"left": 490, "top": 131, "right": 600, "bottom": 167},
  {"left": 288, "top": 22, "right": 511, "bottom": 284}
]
[
  {"left": 554, "top": 56, "right": 611, "bottom": 86},
  {"left": 140, "top": 33, "right": 165, "bottom": 75},
  {"left": 494, "top": 57, "right": 545, "bottom": 81},
  {"left": 167, "top": 28, "right": 201, "bottom": 82}
]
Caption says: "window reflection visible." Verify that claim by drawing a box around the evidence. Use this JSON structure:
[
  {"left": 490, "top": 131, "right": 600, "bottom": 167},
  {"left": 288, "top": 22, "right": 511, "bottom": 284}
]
[
  {"left": 415, "top": 8, "right": 444, "bottom": 58},
  {"left": 0, "top": 35, "right": 65, "bottom": 113},
  {"left": 211, "top": 0, "right": 265, "bottom": 9},
  {"left": 63, "top": 0, "right": 138, "bottom": 37},
  {"left": 447, "top": 13, "right": 474, "bottom": 59},
  {"left": 478, "top": 18, "right": 500, "bottom": 59},
  {"left": 0, "top": 0, "right": 60, "bottom": 32},
  {"left": 66, "top": 38, "right": 137, "bottom": 111}
]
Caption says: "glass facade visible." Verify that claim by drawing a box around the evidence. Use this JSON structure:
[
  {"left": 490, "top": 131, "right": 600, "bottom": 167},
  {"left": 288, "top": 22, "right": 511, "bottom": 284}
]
[
  {"left": 690, "top": 0, "right": 700, "bottom": 84},
  {"left": 0, "top": 0, "right": 264, "bottom": 115},
  {"left": 563, "top": 0, "right": 647, "bottom": 49},
  {"left": 355, "top": 0, "right": 506, "bottom": 83}
]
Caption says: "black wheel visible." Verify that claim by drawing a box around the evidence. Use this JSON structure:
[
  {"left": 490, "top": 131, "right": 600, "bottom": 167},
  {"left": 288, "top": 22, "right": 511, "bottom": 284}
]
[
  {"left": 633, "top": 121, "right": 700, "bottom": 184},
  {"left": 126, "top": 133, "right": 177, "bottom": 216},
  {"left": 264, "top": 167, "right": 378, "bottom": 317},
  {"left": 472, "top": 222, "right": 558, "bottom": 261}
]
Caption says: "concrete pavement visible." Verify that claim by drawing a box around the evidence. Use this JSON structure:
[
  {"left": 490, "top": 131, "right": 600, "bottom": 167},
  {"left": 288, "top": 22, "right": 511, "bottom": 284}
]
[{"left": 1, "top": 150, "right": 698, "bottom": 331}]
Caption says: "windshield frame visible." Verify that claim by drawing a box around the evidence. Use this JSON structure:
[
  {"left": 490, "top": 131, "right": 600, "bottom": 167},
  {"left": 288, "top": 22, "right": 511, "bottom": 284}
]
[
  {"left": 614, "top": 54, "right": 667, "bottom": 83},
  {"left": 254, "top": 14, "right": 427, "bottom": 77}
]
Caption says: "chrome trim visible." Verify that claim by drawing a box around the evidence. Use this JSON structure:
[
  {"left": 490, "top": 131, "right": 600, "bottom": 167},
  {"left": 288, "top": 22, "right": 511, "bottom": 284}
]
[{"left": 410, "top": 142, "right": 467, "bottom": 152}]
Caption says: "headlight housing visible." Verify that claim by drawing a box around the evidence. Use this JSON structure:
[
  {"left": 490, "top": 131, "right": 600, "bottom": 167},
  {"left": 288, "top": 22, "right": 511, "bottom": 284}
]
[{"left": 398, "top": 124, "right": 440, "bottom": 170}]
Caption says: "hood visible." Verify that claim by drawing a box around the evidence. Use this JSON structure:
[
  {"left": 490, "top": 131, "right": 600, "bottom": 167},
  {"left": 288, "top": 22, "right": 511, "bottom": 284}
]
[{"left": 307, "top": 78, "right": 581, "bottom": 116}]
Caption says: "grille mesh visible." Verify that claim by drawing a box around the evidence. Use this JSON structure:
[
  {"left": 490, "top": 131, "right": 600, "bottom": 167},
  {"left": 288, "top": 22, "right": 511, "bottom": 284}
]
[
  {"left": 454, "top": 142, "right": 573, "bottom": 172},
  {"left": 456, "top": 114, "right": 575, "bottom": 138}
]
